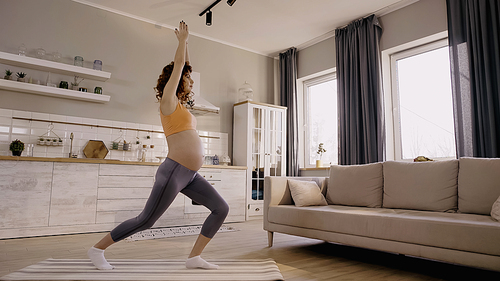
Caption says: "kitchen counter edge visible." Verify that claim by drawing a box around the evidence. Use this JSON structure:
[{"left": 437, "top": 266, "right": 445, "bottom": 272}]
[{"left": 0, "top": 156, "right": 247, "bottom": 169}]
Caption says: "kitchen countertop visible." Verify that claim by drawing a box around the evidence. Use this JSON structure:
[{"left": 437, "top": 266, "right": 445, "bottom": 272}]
[{"left": 0, "top": 156, "right": 247, "bottom": 169}]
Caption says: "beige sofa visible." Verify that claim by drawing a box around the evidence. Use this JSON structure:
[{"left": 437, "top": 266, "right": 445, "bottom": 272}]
[{"left": 264, "top": 157, "right": 500, "bottom": 271}]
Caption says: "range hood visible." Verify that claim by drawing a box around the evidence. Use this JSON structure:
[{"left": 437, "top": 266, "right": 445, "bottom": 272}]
[{"left": 188, "top": 72, "right": 220, "bottom": 116}]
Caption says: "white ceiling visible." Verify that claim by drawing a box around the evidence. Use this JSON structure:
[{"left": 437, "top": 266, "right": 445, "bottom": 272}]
[{"left": 73, "top": 0, "right": 418, "bottom": 57}]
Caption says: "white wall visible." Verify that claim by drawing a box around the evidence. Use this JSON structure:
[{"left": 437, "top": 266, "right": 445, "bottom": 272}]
[{"left": 0, "top": 0, "right": 275, "bottom": 157}]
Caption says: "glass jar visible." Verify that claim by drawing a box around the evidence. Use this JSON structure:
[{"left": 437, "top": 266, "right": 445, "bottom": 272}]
[
  {"left": 36, "top": 48, "right": 46, "bottom": 59},
  {"left": 18, "top": 44, "right": 27, "bottom": 56},
  {"left": 93, "top": 60, "right": 102, "bottom": 71},
  {"left": 25, "top": 144, "right": 34, "bottom": 157},
  {"left": 53, "top": 51, "right": 62, "bottom": 62},
  {"left": 59, "top": 81, "right": 69, "bottom": 89},
  {"left": 74, "top": 56, "right": 84, "bottom": 67}
]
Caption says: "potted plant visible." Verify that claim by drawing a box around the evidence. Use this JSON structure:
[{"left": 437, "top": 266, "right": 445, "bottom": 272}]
[
  {"left": 9, "top": 139, "right": 25, "bottom": 156},
  {"left": 16, "top": 72, "right": 27, "bottom": 82},
  {"left": 71, "top": 76, "right": 84, "bottom": 90},
  {"left": 316, "top": 143, "right": 327, "bottom": 167},
  {"left": 4, "top": 69, "right": 12, "bottom": 80}
]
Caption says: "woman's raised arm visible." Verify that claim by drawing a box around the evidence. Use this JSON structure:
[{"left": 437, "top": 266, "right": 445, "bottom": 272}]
[{"left": 161, "top": 21, "right": 189, "bottom": 113}]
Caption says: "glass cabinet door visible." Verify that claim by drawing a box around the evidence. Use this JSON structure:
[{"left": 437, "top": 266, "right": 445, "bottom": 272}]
[
  {"left": 269, "top": 109, "right": 284, "bottom": 177},
  {"left": 251, "top": 107, "right": 265, "bottom": 200},
  {"left": 248, "top": 105, "right": 286, "bottom": 202}
]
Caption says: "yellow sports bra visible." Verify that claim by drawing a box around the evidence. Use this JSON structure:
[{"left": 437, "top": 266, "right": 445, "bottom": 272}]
[{"left": 160, "top": 102, "right": 197, "bottom": 137}]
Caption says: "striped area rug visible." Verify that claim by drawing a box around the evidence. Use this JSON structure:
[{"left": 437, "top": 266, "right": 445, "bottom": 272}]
[{"left": 1, "top": 258, "right": 284, "bottom": 281}]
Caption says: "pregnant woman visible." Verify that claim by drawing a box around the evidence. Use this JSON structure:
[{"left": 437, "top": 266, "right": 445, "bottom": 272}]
[{"left": 87, "top": 21, "right": 229, "bottom": 270}]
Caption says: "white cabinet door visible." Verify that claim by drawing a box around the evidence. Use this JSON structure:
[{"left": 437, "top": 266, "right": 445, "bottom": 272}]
[
  {"left": 220, "top": 169, "right": 246, "bottom": 220},
  {"left": 50, "top": 163, "right": 99, "bottom": 226},
  {"left": 0, "top": 161, "right": 53, "bottom": 229}
]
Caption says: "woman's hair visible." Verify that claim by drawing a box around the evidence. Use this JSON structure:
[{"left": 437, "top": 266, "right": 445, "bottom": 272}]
[{"left": 154, "top": 62, "right": 192, "bottom": 103}]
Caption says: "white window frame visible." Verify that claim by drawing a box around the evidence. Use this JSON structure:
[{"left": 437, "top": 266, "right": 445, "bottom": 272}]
[
  {"left": 302, "top": 72, "right": 337, "bottom": 168},
  {"left": 388, "top": 37, "right": 455, "bottom": 161}
]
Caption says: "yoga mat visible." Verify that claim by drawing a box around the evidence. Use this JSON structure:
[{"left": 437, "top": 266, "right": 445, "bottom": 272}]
[
  {"left": 1, "top": 258, "right": 284, "bottom": 281},
  {"left": 125, "top": 224, "right": 239, "bottom": 241}
]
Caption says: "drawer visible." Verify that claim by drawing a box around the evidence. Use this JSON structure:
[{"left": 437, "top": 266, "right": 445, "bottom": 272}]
[
  {"left": 199, "top": 170, "right": 222, "bottom": 181},
  {"left": 248, "top": 203, "right": 263, "bottom": 216}
]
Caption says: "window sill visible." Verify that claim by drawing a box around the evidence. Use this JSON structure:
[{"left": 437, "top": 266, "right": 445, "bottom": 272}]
[{"left": 300, "top": 167, "right": 330, "bottom": 171}]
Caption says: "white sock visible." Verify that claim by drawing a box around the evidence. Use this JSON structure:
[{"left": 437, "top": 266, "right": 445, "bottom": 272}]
[
  {"left": 185, "top": 255, "right": 219, "bottom": 269},
  {"left": 87, "top": 246, "right": 114, "bottom": 270}
]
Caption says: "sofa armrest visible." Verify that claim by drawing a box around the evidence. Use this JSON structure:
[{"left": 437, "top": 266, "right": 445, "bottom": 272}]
[
  {"left": 264, "top": 176, "right": 294, "bottom": 207},
  {"left": 263, "top": 176, "right": 328, "bottom": 232}
]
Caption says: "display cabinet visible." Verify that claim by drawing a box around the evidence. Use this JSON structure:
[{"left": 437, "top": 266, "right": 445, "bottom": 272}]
[{"left": 233, "top": 101, "right": 287, "bottom": 218}]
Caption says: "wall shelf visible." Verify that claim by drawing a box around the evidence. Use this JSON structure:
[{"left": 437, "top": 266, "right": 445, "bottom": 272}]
[
  {"left": 0, "top": 51, "right": 111, "bottom": 81},
  {"left": 0, "top": 79, "right": 110, "bottom": 103}
]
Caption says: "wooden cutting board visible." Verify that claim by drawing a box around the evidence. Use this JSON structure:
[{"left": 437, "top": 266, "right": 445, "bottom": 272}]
[{"left": 83, "top": 140, "right": 109, "bottom": 159}]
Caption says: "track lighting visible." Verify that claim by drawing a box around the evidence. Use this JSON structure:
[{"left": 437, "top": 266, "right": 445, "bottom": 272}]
[
  {"left": 199, "top": 0, "right": 236, "bottom": 26},
  {"left": 206, "top": 10, "right": 212, "bottom": 26}
]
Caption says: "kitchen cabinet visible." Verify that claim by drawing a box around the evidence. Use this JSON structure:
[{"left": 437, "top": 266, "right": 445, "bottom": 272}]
[
  {"left": 233, "top": 101, "right": 287, "bottom": 218},
  {"left": 96, "top": 164, "right": 162, "bottom": 225},
  {"left": 0, "top": 161, "right": 53, "bottom": 229},
  {"left": 0, "top": 157, "right": 246, "bottom": 239},
  {"left": 184, "top": 168, "right": 246, "bottom": 222},
  {"left": 50, "top": 163, "right": 99, "bottom": 226},
  {"left": 0, "top": 51, "right": 111, "bottom": 103}
]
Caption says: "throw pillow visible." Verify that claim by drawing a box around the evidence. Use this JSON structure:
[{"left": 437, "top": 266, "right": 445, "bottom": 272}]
[
  {"left": 382, "top": 160, "right": 458, "bottom": 212},
  {"left": 327, "top": 162, "right": 383, "bottom": 207},
  {"left": 287, "top": 179, "right": 328, "bottom": 207},
  {"left": 491, "top": 196, "right": 500, "bottom": 221},
  {"left": 458, "top": 157, "right": 500, "bottom": 215}
]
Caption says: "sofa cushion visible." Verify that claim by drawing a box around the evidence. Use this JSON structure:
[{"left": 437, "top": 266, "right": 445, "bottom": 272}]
[
  {"left": 267, "top": 205, "right": 500, "bottom": 256},
  {"left": 287, "top": 179, "right": 328, "bottom": 207},
  {"left": 492, "top": 196, "right": 500, "bottom": 221},
  {"left": 382, "top": 160, "right": 458, "bottom": 212},
  {"left": 327, "top": 163, "right": 383, "bottom": 207},
  {"left": 458, "top": 157, "right": 500, "bottom": 215}
]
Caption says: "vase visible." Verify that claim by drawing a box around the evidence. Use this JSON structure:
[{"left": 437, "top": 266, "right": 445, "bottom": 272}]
[
  {"left": 316, "top": 160, "right": 322, "bottom": 168},
  {"left": 4, "top": 75, "right": 11, "bottom": 80},
  {"left": 12, "top": 150, "right": 22, "bottom": 156},
  {"left": 17, "top": 77, "right": 25, "bottom": 82}
]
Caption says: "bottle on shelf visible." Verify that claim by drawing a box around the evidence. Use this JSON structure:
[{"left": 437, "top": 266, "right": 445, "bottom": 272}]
[{"left": 141, "top": 144, "right": 148, "bottom": 162}]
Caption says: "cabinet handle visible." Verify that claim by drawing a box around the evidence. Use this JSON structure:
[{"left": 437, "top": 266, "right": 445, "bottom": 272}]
[
  {"left": 255, "top": 208, "right": 260, "bottom": 211},
  {"left": 211, "top": 183, "right": 215, "bottom": 185}
]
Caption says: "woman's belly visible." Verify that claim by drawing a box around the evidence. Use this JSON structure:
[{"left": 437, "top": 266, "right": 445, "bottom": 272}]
[{"left": 166, "top": 130, "right": 204, "bottom": 171}]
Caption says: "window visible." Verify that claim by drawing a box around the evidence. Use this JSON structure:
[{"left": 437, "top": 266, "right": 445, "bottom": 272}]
[
  {"left": 303, "top": 74, "right": 338, "bottom": 167},
  {"left": 391, "top": 39, "right": 456, "bottom": 160}
]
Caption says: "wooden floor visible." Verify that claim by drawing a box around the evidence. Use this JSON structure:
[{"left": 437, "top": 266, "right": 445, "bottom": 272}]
[{"left": 1, "top": 218, "right": 499, "bottom": 281}]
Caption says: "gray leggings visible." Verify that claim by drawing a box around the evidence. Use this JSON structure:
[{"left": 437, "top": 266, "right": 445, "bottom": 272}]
[{"left": 110, "top": 158, "right": 229, "bottom": 242}]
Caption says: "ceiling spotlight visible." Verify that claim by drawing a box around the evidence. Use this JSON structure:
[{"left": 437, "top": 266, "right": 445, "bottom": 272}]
[
  {"left": 206, "top": 10, "right": 212, "bottom": 26},
  {"left": 199, "top": 0, "right": 235, "bottom": 26}
]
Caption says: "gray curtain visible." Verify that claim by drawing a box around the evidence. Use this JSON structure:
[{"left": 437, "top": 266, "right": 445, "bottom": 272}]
[
  {"left": 446, "top": 0, "right": 500, "bottom": 158},
  {"left": 335, "top": 15, "right": 385, "bottom": 165},
  {"left": 279, "top": 47, "right": 299, "bottom": 176}
]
